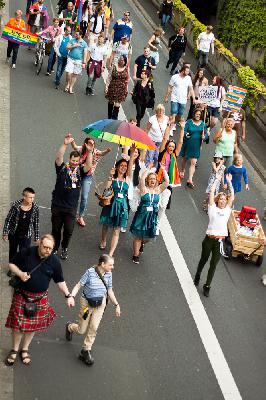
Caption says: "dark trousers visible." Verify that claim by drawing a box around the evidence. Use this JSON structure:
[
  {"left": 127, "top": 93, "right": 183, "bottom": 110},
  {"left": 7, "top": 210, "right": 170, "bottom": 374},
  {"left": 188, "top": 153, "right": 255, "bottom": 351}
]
[
  {"left": 8, "top": 234, "right": 31, "bottom": 262},
  {"left": 47, "top": 47, "right": 56, "bottom": 73},
  {"left": 136, "top": 102, "right": 147, "bottom": 127},
  {"left": 51, "top": 206, "right": 76, "bottom": 250},
  {"left": 7, "top": 41, "right": 20, "bottom": 64},
  {"left": 195, "top": 235, "right": 221, "bottom": 286},
  {"left": 26, "top": 0, "right": 34, "bottom": 13},
  {"left": 166, "top": 49, "right": 183, "bottom": 72},
  {"left": 197, "top": 50, "right": 209, "bottom": 68},
  {"left": 55, "top": 56, "right": 68, "bottom": 85}
]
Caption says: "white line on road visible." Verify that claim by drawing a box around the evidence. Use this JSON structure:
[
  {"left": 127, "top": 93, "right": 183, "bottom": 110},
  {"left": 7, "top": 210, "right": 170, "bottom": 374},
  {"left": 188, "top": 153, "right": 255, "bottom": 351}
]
[{"left": 160, "top": 214, "right": 242, "bottom": 400}]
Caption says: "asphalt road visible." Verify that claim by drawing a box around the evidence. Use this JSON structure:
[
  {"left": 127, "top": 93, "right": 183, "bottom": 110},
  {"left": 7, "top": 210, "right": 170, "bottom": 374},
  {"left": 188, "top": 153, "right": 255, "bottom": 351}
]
[{"left": 8, "top": 0, "right": 266, "bottom": 399}]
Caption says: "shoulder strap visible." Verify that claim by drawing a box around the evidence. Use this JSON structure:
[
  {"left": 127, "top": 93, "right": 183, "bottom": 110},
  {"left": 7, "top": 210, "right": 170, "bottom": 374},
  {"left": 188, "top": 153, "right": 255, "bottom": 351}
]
[
  {"left": 29, "top": 254, "right": 51, "bottom": 276},
  {"left": 95, "top": 267, "right": 109, "bottom": 304}
]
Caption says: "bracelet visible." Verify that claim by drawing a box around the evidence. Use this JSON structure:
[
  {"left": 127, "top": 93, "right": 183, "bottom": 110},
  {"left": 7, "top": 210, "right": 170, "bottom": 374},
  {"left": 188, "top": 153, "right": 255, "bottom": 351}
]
[
  {"left": 114, "top": 303, "right": 119, "bottom": 307},
  {"left": 65, "top": 293, "right": 74, "bottom": 298}
]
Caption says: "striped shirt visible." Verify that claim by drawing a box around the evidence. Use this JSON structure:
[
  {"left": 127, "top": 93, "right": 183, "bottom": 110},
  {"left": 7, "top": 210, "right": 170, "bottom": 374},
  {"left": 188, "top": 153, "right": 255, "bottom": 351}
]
[{"left": 80, "top": 267, "right": 112, "bottom": 299}]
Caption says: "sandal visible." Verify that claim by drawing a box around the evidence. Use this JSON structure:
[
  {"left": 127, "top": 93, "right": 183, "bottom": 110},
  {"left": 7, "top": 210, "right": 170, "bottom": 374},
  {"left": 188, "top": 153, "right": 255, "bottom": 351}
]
[
  {"left": 64, "top": 87, "right": 69, "bottom": 92},
  {"left": 99, "top": 243, "right": 106, "bottom": 250},
  {"left": 77, "top": 217, "right": 86, "bottom": 227},
  {"left": 69, "top": 91, "right": 75, "bottom": 94},
  {"left": 4, "top": 349, "right": 18, "bottom": 366},
  {"left": 20, "top": 350, "right": 31, "bottom": 365},
  {"left": 186, "top": 181, "right": 195, "bottom": 189}
]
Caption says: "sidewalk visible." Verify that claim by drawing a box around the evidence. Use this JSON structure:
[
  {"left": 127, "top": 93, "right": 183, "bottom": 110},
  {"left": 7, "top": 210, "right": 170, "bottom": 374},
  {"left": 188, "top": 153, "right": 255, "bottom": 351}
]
[
  {"left": 136, "top": 0, "right": 266, "bottom": 183},
  {"left": 0, "top": 1, "right": 13, "bottom": 399}
]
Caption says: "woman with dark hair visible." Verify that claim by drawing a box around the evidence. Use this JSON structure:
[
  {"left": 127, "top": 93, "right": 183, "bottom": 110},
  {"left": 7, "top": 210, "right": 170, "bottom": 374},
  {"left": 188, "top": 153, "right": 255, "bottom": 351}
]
[
  {"left": 130, "top": 166, "right": 169, "bottom": 264},
  {"left": 65, "top": 254, "right": 120, "bottom": 366},
  {"left": 132, "top": 70, "right": 155, "bottom": 127},
  {"left": 105, "top": 55, "right": 128, "bottom": 120},
  {"left": 148, "top": 27, "right": 164, "bottom": 65},
  {"left": 179, "top": 109, "right": 209, "bottom": 188},
  {"left": 79, "top": 1, "right": 94, "bottom": 38},
  {"left": 158, "top": 0, "right": 173, "bottom": 30},
  {"left": 99, "top": 146, "right": 136, "bottom": 256},
  {"left": 194, "top": 173, "right": 234, "bottom": 297},
  {"left": 207, "top": 76, "right": 226, "bottom": 129},
  {"left": 71, "top": 137, "right": 111, "bottom": 227},
  {"left": 188, "top": 68, "right": 208, "bottom": 119}
]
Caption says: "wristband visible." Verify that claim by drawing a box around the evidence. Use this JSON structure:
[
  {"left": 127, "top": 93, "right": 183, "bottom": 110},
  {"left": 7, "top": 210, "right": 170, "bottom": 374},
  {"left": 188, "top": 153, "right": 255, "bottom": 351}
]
[
  {"left": 65, "top": 293, "right": 74, "bottom": 298},
  {"left": 114, "top": 303, "right": 119, "bottom": 307}
]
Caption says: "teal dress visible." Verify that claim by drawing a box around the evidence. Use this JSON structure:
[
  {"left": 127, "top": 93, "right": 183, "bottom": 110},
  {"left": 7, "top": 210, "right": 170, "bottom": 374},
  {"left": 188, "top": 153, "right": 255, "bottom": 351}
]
[
  {"left": 130, "top": 192, "right": 160, "bottom": 239},
  {"left": 179, "top": 119, "right": 208, "bottom": 159},
  {"left": 100, "top": 180, "right": 129, "bottom": 229}
]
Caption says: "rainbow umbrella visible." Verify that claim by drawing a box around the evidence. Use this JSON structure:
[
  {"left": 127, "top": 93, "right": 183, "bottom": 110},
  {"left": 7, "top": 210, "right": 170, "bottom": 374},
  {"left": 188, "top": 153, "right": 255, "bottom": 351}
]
[{"left": 82, "top": 119, "right": 156, "bottom": 150}]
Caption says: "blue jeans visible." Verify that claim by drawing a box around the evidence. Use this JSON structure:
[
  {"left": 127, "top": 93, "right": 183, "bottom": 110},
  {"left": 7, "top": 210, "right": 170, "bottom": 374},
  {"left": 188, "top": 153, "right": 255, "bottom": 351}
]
[
  {"left": 145, "top": 141, "right": 161, "bottom": 168},
  {"left": 79, "top": 175, "right": 93, "bottom": 217},
  {"left": 55, "top": 55, "right": 68, "bottom": 85},
  {"left": 47, "top": 47, "right": 56, "bottom": 73},
  {"left": 170, "top": 101, "right": 186, "bottom": 117},
  {"left": 161, "top": 14, "right": 170, "bottom": 30}
]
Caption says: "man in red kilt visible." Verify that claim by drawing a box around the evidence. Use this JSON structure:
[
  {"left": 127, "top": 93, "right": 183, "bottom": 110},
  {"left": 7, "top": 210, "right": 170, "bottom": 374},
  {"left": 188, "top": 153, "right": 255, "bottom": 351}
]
[{"left": 5, "top": 234, "right": 74, "bottom": 366}]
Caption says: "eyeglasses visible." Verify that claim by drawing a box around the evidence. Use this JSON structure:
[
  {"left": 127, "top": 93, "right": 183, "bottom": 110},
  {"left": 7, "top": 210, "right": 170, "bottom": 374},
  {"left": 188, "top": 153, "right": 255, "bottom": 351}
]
[{"left": 124, "top": 13, "right": 130, "bottom": 17}]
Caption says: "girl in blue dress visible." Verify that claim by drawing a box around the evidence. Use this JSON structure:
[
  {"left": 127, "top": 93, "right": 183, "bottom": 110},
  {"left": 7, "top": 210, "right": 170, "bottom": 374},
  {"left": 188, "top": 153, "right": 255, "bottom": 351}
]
[
  {"left": 99, "top": 146, "right": 135, "bottom": 256},
  {"left": 130, "top": 165, "right": 169, "bottom": 264},
  {"left": 225, "top": 153, "right": 249, "bottom": 195},
  {"left": 179, "top": 108, "right": 209, "bottom": 188}
]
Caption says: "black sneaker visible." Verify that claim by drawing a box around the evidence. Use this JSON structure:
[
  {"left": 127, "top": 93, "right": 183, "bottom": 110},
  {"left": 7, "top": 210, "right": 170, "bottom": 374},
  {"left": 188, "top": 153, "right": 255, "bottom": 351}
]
[
  {"left": 203, "top": 284, "right": 210, "bottom": 297},
  {"left": 85, "top": 87, "right": 91, "bottom": 95},
  {"left": 79, "top": 349, "right": 94, "bottom": 366},
  {"left": 60, "top": 248, "right": 68, "bottom": 260},
  {"left": 194, "top": 274, "right": 200, "bottom": 287},
  {"left": 132, "top": 255, "right": 140, "bottom": 264},
  {"left": 65, "top": 322, "right": 72, "bottom": 341}
]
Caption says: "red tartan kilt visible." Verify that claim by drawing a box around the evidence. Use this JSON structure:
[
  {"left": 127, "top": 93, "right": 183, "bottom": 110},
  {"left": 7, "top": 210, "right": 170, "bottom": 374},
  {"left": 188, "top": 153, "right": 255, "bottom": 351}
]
[{"left": 5, "top": 290, "right": 56, "bottom": 333}]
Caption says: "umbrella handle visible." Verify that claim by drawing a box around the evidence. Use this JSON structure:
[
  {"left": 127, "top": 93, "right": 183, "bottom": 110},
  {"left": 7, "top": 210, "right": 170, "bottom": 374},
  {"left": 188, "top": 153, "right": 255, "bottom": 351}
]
[{"left": 113, "top": 136, "right": 122, "bottom": 167}]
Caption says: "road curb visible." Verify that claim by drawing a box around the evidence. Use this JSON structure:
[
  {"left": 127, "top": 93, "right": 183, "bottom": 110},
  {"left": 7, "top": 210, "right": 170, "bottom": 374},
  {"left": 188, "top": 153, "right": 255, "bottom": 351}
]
[
  {"left": 0, "top": 1, "right": 13, "bottom": 399},
  {"left": 133, "top": 0, "right": 266, "bottom": 185}
]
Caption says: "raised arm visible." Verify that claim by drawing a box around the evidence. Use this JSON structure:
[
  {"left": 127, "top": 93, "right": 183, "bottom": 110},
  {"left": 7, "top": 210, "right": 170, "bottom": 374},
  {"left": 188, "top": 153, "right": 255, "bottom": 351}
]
[
  {"left": 213, "top": 128, "right": 222, "bottom": 144},
  {"left": 158, "top": 164, "right": 169, "bottom": 193},
  {"left": 83, "top": 142, "right": 93, "bottom": 173},
  {"left": 148, "top": 35, "right": 157, "bottom": 51},
  {"left": 226, "top": 173, "right": 235, "bottom": 207},
  {"left": 127, "top": 144, "right": 137, "bottom": 179},
  {"left": 209, "top": 174, "right": 222, "bottom": 205},
  {"left": 175, "top": 119, "right": 185, "bottom": 156},
  {"left": 55, "top": 134, "right": 74, "bottom": 166}
]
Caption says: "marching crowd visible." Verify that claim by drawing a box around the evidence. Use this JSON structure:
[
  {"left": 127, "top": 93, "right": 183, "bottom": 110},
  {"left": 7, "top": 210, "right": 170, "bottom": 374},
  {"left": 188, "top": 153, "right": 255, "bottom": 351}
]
[{"left": 2, "top": 0, "right": 265, "bottom": 369}]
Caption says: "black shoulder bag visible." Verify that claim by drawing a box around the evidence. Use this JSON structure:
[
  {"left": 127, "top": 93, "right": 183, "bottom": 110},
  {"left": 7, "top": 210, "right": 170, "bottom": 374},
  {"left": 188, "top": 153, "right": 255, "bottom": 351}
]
[{"left": 82, "top": 267, "right": 109, "bottom": 312}]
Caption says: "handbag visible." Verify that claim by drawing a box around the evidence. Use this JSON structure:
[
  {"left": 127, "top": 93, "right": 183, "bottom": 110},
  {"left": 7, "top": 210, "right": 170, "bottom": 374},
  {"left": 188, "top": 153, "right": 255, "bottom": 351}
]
[
  {"left": 86, "top": 297, "right": 103, "bottom": 308},
  {"left": 94, "top": 181, "right": 114, "bottom": 207},
  {"left": 24, "top": 302, "right": 38, "bottom": 318}
]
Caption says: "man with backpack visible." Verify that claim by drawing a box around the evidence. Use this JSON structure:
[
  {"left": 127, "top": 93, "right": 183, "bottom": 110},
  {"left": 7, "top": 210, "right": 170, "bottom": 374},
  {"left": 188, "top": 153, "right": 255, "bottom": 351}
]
[
  {"left": 51, "top": 134, "right": 92, "bottom": 260},
  {"left": 87, "top": 5, "right": 106, "bottom": 46}
]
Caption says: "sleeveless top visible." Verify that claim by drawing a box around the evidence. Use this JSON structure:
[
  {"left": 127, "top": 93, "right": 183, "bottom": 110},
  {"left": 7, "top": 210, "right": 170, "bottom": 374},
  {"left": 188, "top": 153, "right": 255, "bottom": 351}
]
[{"left": 215, "top": 129, "right": 236, "bottom": 157}]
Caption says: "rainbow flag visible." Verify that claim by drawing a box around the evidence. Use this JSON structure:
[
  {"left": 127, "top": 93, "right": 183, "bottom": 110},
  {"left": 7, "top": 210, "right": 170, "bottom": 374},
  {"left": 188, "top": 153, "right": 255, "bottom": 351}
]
[
  {"left": 1, "top": 24, "right": 39, "bottom": 48},
  {"left": 223, "top": 85, "right": 247, "bottom": 112},
  {"left": 76, "top": 0, "right": 83, "bottom": 27}
]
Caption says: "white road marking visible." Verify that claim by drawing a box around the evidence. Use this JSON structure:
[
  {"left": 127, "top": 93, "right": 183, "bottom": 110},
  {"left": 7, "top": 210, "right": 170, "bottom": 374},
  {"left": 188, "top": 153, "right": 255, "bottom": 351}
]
[{"left": 160, "top": 214, "right": 242, "bottom": 400}]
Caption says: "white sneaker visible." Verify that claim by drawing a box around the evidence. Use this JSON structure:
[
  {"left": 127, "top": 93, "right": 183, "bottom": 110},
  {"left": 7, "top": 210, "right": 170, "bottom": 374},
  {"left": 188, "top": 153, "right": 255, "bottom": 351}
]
[
  {"left": 11, "top": 64, "right": 16, "bottom": 69},
  {"left": 261, "top": 274, "right": 266, "bottom": 286}
]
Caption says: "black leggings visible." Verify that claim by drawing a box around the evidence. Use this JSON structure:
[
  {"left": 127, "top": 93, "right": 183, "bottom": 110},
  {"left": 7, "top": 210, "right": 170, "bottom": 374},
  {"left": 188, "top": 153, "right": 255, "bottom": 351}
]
[
  {"left": 167, "top": 49, "right": 183, "bottom": 72},
  {"left": 51, "top": 206, "right": 76, "bottom": 250},
  {"left": 136, "top": 102, "right": 147, "bottom": 127},
  {"left": 195, "top": 235, "right": 221, "bottom": 286}
]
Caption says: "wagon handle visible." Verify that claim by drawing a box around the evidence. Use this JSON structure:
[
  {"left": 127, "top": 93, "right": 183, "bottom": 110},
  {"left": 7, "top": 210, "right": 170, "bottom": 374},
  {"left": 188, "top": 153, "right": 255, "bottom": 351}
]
[{"left": 246, "top": 244, "right": 263, "bottom": 259}]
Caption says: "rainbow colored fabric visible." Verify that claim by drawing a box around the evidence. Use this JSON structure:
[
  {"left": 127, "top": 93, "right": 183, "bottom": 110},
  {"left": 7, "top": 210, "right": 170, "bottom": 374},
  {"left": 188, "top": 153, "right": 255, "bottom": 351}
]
[
  {"left": 157, "top": 151, "right": 181, "bottom": 187},
  {"left": 223, "top": 85, "right": 247, "bottom": 112},
  {"left": 1, "top": 24, "right": 39, "bottom": 48}
]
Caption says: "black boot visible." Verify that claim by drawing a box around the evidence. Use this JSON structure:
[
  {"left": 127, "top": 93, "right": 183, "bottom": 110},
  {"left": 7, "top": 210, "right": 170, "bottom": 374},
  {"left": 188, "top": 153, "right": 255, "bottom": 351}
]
[
  {"left": 108, "top": 102, "right": 114, "bottom": 119},
  {"left": 194, "top": 273, "right": 200, "bottom": 287},
  {"left": 203, "top": 284, "right": 210, "bottom": 297},
  {"left": 79, "top": 349, "right": 94, "bottom": 366},
  {"left": 112, "top": 106, "right": 120, "bottom": 120}
]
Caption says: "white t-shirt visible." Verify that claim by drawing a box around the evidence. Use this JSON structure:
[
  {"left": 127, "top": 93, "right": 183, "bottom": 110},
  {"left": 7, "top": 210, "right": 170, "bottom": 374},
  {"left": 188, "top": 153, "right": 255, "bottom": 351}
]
[
  {"left": 34, "top": 5, "right": 43, "bottom": 27},
  {"left": 148, "top": 115, "right": 172, "bottom": 143},
  {"left": 206, "top": 204, "right": 231, "bottom": 237},
  {"left": 198, "top": 32, "right": 215, "bottom": 53},
  {"left": 169, "top": 74, "right": 192, "bottom": 104},
  {"left": 90, "top": 15, "right": 104, "bottom": 34},
  {"left": 89, "top": 44, "right": 108, "bottom": 61},
  {"left": 208, "top": 86, "right": 226, "bottom": 108}
]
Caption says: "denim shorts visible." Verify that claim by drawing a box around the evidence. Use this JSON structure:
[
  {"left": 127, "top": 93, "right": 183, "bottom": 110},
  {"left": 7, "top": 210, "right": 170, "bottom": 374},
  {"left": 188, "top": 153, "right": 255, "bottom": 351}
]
[
  {"left": 170, "top": 101, "right": 186, "bottom": 116},
  {"left": 208, "top": 106, "right": 220, "bottom": 118}
]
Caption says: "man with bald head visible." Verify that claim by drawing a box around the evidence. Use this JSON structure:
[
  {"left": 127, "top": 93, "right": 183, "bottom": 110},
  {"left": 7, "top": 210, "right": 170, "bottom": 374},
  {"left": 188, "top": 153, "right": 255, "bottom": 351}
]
[
  {"left": 59, "top": 2, "right": 77, "bottom": 34},
  {"left": 6, "top": 10, "right": 26, "bottom": 69}
]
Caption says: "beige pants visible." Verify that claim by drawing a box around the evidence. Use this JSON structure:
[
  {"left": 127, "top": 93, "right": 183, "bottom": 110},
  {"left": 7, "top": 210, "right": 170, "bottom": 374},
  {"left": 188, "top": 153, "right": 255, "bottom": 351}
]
[{"left": 68, "top": 296, "right": 106, "bottom": 350}]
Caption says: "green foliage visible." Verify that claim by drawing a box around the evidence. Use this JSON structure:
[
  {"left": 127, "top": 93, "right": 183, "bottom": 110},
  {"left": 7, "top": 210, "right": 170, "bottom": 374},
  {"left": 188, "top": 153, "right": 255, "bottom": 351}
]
[
  {"left": 217, "top": 0, "right": 266, "bottom": 50},
  {"left": 173, "top": 0, "right": 266, "bottom": 114},
  {"left": 254, "top": 55, "right": 266, "bottom": 79},
  {"left": 0, "top": 1, "right": 5, "bottom": 9}
]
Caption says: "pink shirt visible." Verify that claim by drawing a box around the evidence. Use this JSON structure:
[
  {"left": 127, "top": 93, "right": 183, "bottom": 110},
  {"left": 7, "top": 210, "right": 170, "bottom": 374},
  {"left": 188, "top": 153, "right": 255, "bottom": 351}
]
[{"left": 42, "top": 25, "right": 62, "bottom": 42}]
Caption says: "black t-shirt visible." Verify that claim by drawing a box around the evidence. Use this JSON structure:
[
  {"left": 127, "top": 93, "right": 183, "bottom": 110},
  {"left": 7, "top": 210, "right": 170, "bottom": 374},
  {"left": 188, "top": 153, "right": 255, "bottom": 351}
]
[
  {"left": 52, "top": 162, "right": 84, "bottom": 209},
  {"left": 16, "top": 209, "right": 32, "bottom": 238},
  {"left": 135, "top": 55, "right": 155, "bottom": 78},
  {"left": 12, "top": 246, "right": 64, "bottom": 293}
]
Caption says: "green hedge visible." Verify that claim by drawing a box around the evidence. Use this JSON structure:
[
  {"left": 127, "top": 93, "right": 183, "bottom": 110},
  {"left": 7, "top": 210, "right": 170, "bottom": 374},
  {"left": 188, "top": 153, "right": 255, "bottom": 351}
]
[
  {"left": 173, "top": 0, "right": 266, "bottom": 114},
  {"left": 0, "top": 1, "right": 5, "bottom": 9}
]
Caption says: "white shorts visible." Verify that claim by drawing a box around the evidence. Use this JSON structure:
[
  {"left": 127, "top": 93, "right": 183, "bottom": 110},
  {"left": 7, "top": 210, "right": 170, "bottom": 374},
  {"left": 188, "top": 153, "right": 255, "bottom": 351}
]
[{"left": 65, "top": 58, "right": 83, "bottom": 75}]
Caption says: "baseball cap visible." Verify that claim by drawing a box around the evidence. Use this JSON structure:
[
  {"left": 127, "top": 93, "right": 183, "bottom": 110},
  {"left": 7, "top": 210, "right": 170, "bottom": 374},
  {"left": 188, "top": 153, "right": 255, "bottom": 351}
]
[{"left": 213, "top": 152, "right": 223, "bottom": 159}]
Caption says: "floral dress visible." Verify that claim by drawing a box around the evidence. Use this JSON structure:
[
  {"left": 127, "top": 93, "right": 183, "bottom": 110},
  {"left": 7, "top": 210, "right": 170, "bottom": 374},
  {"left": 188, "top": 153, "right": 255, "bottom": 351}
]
[
  {"left": 130, "top": 192, "right": 160, "bottom": 239},
  {"left": 105, "top": 66, "right": 128, "bottom": 103},
  {"left": 100, "top": 179, "right": 129, "bottom": 229}
]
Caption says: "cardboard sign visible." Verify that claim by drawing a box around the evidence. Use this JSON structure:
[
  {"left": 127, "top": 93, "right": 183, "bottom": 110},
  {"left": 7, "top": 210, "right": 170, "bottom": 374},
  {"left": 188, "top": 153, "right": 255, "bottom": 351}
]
[
  {"left": 198, "top": 86, "right": 218, "bottom": 104},
  {"left": 1, "top": 24, "right": 39, "bottom": 48}
]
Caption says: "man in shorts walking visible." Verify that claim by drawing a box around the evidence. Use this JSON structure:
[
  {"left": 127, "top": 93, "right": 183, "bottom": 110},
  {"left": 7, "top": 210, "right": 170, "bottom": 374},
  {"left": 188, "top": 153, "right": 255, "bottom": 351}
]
[{"left": 65, "top": 29, "right": 88, "bottom": 94}]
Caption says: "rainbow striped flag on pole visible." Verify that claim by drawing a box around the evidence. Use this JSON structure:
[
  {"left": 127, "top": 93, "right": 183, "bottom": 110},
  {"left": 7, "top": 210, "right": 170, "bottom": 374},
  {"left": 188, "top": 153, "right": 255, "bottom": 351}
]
[
  {"left": 223, "top": 85, "right": 248, "bottom": 112},
  {"left": 1, "top": 24, "right": 39, "bottom": 48}
]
